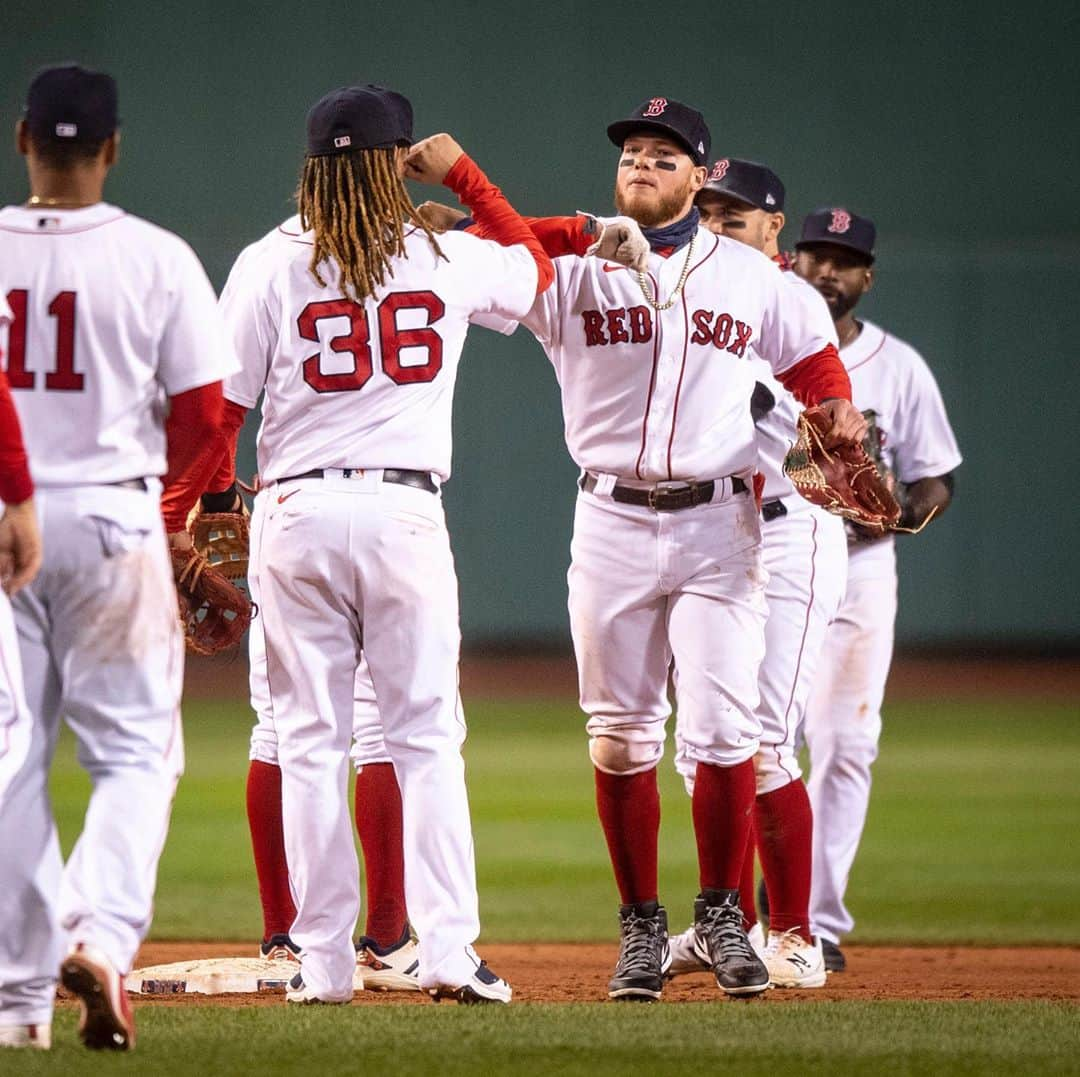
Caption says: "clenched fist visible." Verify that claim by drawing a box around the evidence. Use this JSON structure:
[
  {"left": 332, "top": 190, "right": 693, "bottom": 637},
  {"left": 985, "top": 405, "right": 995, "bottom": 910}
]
[
  {"left": 405, "top": 134, "right": 466, "bottom": 185},
  {"left": 584, "top": 214, "right": 650, "bottom": 272}
]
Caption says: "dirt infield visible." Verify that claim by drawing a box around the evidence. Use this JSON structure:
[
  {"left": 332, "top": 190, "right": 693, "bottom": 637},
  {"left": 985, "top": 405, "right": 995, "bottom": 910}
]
[
  {"left": 87, "top": 942, "right": 1080, "bottom": 1007},
  {"left": 184, "top": 652, "right": 1080, "bottom": 703}
]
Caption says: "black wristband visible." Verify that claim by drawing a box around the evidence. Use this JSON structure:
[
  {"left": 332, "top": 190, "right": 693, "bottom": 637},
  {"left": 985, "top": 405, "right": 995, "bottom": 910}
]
[{"left": 201, "top": 484, "right": 240, "bottom": 514}]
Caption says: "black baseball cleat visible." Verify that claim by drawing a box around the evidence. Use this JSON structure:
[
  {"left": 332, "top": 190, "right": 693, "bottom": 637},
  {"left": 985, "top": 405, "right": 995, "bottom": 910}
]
[
  {"left": 822, "top": 939, "right": 847, "bottom": 972},
  {"left": 693, "top": 889, "right": 770, "bottom": 997},
  {"left": 608, "top": 901, "right": 671, "bottom": 1001}
]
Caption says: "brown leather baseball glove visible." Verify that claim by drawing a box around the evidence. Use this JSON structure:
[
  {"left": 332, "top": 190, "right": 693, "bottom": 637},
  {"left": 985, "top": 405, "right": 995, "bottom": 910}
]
[
  {"left": 783, "top": 407, "right": 901, "bottom": 534},
  {"left": 190, "top": 510, "right": 249, "bottom": 580},
  {"left": 170, "top": 547, "right": 252, "bottom": 656}
]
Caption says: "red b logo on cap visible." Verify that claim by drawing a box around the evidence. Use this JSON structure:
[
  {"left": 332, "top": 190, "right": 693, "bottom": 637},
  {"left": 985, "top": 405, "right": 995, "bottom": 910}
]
[
  {"left": 710, "top": 159, "right": 730, "bottom": 180},
  {"left": 828, "top": 209, "right": 852, "bottom": 234},
  {"left": 643, "top": 97, "right": 668, "bottom": 117}
]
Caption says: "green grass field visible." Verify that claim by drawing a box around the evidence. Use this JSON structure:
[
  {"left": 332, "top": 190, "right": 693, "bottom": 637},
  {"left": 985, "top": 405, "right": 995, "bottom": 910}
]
[{"left": 18, "top": 693, "right": 1077, "bottom": 1075}]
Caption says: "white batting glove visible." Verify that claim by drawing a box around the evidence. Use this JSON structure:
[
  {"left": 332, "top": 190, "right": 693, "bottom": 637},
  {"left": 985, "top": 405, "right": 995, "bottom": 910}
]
[{"left": 579, "top": 213, "right": 650, "bottom": 272}]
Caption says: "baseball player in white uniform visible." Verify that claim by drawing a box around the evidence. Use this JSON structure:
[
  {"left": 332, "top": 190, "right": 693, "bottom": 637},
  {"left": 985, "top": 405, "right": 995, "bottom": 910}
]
[
  {"left": 0, "top": 66, "right": 232, "bottom": 1051},
  {"left": 213, "top": 83, "right": 554, "bottom": 1006},
  {"left": 495, "top": 96, "right": 867, "bottom": 1001},
  {"left": 793, "top": 207, "right": 962, "bottom": 971},
  {"left": 0, "top": 297, "right": 48, "bottom": 1052},
  {"left": 667, "top": 159, "right": 848, "bottom": 989}
]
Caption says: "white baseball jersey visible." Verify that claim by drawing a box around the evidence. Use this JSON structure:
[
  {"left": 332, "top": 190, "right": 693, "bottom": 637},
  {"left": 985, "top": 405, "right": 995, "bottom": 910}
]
[
  {"left": 521, "top": 227, "right": 837, "bottom": 482},
  {"left": 0, "top": 203, "right": 233, "bottom": 486},
  {"left": 220, "top": 215, "right": 538, "bottom": 483},
  {"left": 0, "top": 294, "right": 11, "bottom": 330},
  {"left": 842, "top": 319, "right": 963, "bottom": 581},
  {"left": 754, "top": 270, "right": 839, "bottom": 502}
]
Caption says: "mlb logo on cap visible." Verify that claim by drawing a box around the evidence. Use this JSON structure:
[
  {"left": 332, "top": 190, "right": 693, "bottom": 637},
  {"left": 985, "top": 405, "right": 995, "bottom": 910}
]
[
  {"left": 334, "top": 135, "right": 352, "bottom": 148},
  {"left": 25, "top": 64, "right": 118, "bottom": 145}
]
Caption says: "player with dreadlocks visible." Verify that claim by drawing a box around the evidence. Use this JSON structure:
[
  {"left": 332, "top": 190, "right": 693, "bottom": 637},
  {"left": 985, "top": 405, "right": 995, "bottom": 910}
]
[
  {"left": 297, "top": 138, "right": 444, "bottom": 300},
  {"left": 170, "top": 83, "right": 554, "bottom": 1005}
]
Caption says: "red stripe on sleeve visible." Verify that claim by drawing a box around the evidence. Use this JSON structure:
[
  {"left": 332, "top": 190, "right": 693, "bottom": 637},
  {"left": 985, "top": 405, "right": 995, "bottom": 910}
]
[
  {"left": 777, "top": 344, "right": 852, "bottom": 406},
  {"left": 443, "top": 155, "right": 554, "bottom": 294},
  {"left": 0, "top": 370, "right": 33, "bottom": 504}
]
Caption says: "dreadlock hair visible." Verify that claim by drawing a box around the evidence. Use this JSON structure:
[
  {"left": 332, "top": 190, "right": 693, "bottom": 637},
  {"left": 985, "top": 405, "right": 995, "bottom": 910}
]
[{"left": 297, "top": 146, "right": 444, "bottom": 302}]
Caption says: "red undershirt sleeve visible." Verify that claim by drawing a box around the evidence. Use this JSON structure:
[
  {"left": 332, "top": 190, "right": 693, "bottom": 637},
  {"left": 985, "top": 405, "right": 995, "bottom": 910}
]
[
  {"left": 0, "top": 371, "right": 33, "bottom": 504},
  {"left": 465, "top": 215, "right": 593, "bottom": 259},
  {"left": 160, "top": 381, "right": 225, "bottom": 532},
  {"left": 776, "top": 344, "right": 852, "bottom": 406},
  {"left": 206, "top": 400, "right": 248, "bottom": 493},
  {"left": 442, "top": 155, "right": 554, "bottom": 294}
]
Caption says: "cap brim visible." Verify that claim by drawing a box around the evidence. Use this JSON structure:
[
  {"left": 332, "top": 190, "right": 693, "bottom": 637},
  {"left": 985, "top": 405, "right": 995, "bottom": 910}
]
[
  {"left": 795, "top": 237, "right": 875, "bottom": 265},
  {"left": 607, "top": 119, "right": 700, "bottom": 163},
  {"left": 697, "top": 184, "right": 763, "bottom": 211}
]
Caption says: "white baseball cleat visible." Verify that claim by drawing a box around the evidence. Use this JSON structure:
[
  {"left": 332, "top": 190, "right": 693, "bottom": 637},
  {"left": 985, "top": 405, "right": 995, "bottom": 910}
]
[
  {"left": 428, "top": 962, "right": 512, "bottom": 1004},
  {"left": 666, "top": 924, "right": 709, "bottom": 976},
  {"left": 285, "top": 971, "right": 353, "bottom": 1005},
  {"left": 0, "top": 1023, "right": 51, "bottom": 1050},
  {"left": 763, "top": 929, "right": 827, "bottom": 988},
  {"left": 259, "top": 933, "right": 300, "bottom": 962},
  {"left": 747, "top": 921, "right": 767, "bottom": 960},
  {"left": 60, "top": 942, "right": 135, "bottom": 1050},
  {"left": 355, "top": 928, "right": 420, "bottom": 992}
]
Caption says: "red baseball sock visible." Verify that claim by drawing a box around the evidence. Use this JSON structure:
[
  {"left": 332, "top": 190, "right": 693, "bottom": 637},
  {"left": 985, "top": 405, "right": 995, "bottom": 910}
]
[
  {"left": 739, "top": 819, "right": 758, "bottom": 930},
  {"left": 246, "top": 760, "right": 296, "bottom": 940},
  {"left": 754, "top": 779, "right": 814, "bottom": 938},
  {"left": 354, "top": 763, "right": 408, "bottom": 948},
  {"left": 692, "top": 759, "right": 756, "bottom": 893},
  {"left": 594, "top": 768, "right": 660, "bottom": 905}
]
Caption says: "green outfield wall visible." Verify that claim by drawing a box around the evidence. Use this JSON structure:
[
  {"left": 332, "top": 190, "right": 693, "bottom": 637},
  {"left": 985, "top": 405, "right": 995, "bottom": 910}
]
[{"left": 3, "top": 0, "right": 1076, "bottom": 647}]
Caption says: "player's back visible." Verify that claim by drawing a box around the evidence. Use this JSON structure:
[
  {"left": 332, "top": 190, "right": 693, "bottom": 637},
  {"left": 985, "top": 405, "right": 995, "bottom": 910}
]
[
  {"left": 221, "top": 216, "right": 536, "bottom": 483},
  {"left": 0, "top": 202, "right": 225, "bottom": 486}
]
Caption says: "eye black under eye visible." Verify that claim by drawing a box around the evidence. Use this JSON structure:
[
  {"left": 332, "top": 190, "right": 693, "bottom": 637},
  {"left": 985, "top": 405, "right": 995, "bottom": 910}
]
[{"left": 655, "top": 160, "right": 677, "bottom": 172}]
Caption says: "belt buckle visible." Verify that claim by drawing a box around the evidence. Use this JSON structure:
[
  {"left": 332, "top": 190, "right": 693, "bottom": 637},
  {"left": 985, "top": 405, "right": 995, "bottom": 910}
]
[{"left": 648, "top": 480, "right": 696, "bottom": 511}]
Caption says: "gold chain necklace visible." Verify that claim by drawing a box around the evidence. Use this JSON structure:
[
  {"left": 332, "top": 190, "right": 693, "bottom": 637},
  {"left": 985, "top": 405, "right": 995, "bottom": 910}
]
[
  {"left": 635, "top": 232, "right": 697, "bottom": 312},
  {"left": 26, "top": 196, "right": 96, "bottom": 208}
]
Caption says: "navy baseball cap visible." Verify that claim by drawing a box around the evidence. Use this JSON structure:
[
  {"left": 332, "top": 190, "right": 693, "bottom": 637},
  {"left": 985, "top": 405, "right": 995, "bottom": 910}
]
[
  {"left": 25, "top": 64, "right": 118, "bottom": 144},
  {"left": 797, "top": 207, "right": 876, "bottom": 264},
  {"left": 607, "top": 96, "right": 711, "bottom": 166},
  {"left": 306, "top": 84, "right": 413, "bottom": 157},
  {"left": 700, "top": 158, "right": 785, "bottom": 212}
]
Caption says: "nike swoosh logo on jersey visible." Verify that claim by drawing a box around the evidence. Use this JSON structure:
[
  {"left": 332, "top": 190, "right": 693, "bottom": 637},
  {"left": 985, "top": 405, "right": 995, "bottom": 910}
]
[
  {"left": 602, "top": 263, "right": 623, "bottom": 273},
  {"left": 276, "top": 489, "right": 300, "bottom": 504}
]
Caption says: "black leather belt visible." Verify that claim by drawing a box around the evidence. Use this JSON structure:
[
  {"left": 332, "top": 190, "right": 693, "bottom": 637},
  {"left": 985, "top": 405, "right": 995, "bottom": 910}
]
[
  {"left": 762, "top": 499, "right": 788, "bottom": 522},
  {"left": 278, "top": 468, "right": 438, "bottom": 495},
  {"left": 109, "top": 478, "right": 149, "bottom": 491},
  {"left": 579, "top": 472, "right": 747, "bottom": 512}
]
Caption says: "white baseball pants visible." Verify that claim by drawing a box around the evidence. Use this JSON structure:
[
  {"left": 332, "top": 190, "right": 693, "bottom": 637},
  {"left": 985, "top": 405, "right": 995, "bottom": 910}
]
[
  {"left": 674, "top": 503, "right": 847, "bottom": 796},
  {"left": 569, "top": 482, "right": 767, "bottom": 776},
  {"left": 803, "top": 572, "right": 898, "bottom": 942},
  {"left": 254, "top": 472, "right": 481, "bottom": 998},
  {"left": 0, "top": 484, "right": 183, "bottom": 1025},
  {"left": 246, "top": 493, "right": 389, "bottom": 773}
]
